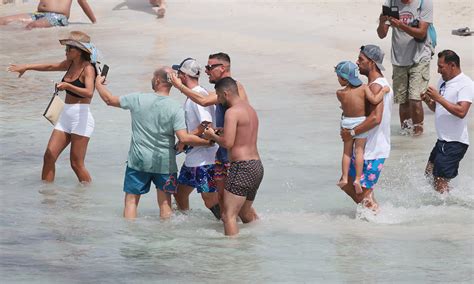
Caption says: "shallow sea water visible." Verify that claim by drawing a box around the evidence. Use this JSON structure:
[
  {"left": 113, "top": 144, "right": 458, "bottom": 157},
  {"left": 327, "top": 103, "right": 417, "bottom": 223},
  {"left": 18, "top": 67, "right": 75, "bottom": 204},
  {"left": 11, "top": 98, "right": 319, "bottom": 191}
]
[{"left": 1, "top": 0, "right": 473, "bottom": 282}]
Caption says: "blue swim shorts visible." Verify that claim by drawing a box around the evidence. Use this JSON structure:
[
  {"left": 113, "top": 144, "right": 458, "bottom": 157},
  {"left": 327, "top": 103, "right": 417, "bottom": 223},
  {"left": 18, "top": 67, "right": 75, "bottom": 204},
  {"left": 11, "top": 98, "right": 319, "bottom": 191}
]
[
  {"left": 428, "top": 140, "right": 468, "bottom": 179},
  {"left": 30, "top": 12, "right": 68, "bottom": 26},
  {"left": 123, "top": 166, "right": 178, "bottom": 195},
  {"left": 349, "top": 157, "right": 385, "bottom": 189},
  {"left": 178, "top": 164, "right": 217, "bottom": 193}
]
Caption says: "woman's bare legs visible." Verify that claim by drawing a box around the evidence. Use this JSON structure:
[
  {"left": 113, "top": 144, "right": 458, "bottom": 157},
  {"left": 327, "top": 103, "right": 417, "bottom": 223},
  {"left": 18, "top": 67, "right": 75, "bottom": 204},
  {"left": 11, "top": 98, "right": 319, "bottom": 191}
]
[
  {"left": 42, "top": 130, "right": 71, "bottom": 182},
  {"left": 70, "top": 134, "right": 92, "bottom": 183}
]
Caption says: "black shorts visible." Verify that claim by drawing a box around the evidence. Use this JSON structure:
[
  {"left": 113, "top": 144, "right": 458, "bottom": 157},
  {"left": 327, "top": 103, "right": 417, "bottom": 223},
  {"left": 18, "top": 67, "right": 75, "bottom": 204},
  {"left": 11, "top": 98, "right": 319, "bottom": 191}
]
[
  {"left": 428, "top": 140, "right": 468, "bottom": 179},
  {"left": 225, "top": 160, "right": 264, "bottom": 201}
]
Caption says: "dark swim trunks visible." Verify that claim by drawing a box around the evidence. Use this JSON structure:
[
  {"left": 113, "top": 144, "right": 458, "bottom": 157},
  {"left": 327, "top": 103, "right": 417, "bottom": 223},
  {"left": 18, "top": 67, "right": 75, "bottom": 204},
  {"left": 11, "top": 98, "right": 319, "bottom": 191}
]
[{"left": 225, "top": 160, "right": 264, "bottom": 201}]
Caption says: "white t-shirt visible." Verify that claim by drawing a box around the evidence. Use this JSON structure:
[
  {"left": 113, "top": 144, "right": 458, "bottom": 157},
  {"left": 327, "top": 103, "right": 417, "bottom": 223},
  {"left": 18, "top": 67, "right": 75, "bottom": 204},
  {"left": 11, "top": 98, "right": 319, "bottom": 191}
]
[
  {"left": 184, "top": 85, "right": 218, "bottom": 167},
  {"left": 435, "top": 73, "right": 473, "bottom": 145},
  {"left": 364, "top": 77, "right": 394, "bottom": 160}
]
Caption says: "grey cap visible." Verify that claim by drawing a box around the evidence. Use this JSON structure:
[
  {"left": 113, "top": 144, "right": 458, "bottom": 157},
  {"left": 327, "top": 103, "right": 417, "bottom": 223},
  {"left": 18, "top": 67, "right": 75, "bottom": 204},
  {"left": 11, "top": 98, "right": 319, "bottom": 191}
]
[
  {"left": 360, "top": 44, "right": 385, "bottom": 71},
  {"left": 172, "top": 58, "right": 201, "bottom": 78}
]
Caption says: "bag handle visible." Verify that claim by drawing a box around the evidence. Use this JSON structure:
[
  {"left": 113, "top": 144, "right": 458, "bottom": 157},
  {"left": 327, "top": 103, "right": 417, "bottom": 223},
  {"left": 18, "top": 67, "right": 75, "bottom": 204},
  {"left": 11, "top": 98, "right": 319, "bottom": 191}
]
[{"left": 54, "top": 83, "right": 59, "bottom": 96}]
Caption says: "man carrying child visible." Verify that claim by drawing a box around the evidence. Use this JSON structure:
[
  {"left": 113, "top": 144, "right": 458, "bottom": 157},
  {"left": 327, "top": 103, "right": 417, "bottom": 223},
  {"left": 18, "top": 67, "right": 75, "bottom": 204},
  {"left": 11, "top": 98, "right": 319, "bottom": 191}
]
[
  {"left": 340, "top": 45, "right": 394, "bottom": 211},
  {"left": 335, "top": 61, "right": 389, "bottom": 194}
]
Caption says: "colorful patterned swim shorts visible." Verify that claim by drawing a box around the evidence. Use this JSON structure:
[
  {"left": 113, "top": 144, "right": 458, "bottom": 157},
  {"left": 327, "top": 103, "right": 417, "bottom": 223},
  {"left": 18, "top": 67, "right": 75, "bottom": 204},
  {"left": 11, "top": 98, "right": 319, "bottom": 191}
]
[
  {"left": 214, "top": 160, "right": 230, "bottom": 181},
  {"left": 177, "top": 164, "right": 217, "bottom": 193},
  {"left": 349, "top": 157, "right": 385, "bottom": 189}
]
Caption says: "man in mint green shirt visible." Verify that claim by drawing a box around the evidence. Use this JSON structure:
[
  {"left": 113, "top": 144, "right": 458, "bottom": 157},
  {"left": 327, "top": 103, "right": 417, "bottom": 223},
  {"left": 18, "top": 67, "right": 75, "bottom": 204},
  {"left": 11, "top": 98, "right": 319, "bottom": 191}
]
[{"left": 95, "top": 66, "right": 213, "bottom": 219}]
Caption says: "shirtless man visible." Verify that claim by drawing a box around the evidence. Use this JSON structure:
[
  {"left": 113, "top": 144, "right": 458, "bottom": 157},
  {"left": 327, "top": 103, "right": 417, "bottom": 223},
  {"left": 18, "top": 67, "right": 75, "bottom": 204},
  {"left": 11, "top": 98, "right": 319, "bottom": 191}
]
[
  {"left": 170, "top": 53, "right": 248, "bottom": 208},
  {"left": 203, "top": 77, "right": 264, "bottom": 236},
  {"left": 0, "top": 0, "right": 96, "bottom": 29}
]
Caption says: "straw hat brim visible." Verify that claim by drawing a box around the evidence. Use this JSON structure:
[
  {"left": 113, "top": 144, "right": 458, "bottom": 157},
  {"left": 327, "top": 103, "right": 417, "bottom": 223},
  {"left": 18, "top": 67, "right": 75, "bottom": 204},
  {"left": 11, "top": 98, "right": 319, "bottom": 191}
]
[{"left": 59, "top": 39, "right": 92, "bottom": 54}]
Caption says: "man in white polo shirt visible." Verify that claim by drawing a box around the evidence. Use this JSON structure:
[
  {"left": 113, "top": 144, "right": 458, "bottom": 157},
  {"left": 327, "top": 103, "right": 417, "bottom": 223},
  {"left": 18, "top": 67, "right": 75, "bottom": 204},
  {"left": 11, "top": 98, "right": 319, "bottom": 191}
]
[
  {"left": 172, "top": 58, "right": 220, "bottom": 218},
  {"left": 421, "top": 50, "right": 472, "bottom": 193}
]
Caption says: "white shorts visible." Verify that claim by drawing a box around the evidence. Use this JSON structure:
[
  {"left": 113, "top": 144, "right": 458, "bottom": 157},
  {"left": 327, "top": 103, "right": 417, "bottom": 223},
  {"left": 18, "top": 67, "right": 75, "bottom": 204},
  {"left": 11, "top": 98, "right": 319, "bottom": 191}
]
[
  {"left": 341, "top": 116, "right": 368, "bottom": 139},
  {"left": 55, "top": 104, "right": 95, "bottom": 137}
]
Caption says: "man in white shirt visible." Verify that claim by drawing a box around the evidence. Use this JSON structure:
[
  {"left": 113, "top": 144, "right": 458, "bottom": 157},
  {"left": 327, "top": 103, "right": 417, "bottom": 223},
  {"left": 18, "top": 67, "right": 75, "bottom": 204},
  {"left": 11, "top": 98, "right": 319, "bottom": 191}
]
[
  {"left": 421, "top": 50, "right": 472, "bottom": 193},
  {"left": 172, "top": 58, "right": 221, "bottom": 218},
  {"left": 341, "top": 45, "right": 394, "bottom": 211}
]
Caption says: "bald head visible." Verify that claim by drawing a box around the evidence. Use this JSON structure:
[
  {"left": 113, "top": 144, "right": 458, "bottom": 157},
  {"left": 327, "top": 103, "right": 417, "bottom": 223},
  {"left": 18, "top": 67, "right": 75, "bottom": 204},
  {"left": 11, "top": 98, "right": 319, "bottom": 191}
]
[{"left": 152, "top": 66, "right": 173, "bottom": 91}]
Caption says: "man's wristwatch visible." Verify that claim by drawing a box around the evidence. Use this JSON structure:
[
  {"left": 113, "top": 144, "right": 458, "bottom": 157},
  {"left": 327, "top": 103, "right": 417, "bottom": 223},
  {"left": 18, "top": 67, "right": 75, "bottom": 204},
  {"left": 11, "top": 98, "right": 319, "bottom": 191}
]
[{"left": 350, "top": 129, "right": 356, "bottom": 137}]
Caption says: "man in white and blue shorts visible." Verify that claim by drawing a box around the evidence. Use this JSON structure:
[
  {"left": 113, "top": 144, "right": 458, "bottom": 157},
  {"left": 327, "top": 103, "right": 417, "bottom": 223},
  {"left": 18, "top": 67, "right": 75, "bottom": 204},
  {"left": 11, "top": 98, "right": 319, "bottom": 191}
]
[
  {"left": 341, "top": 45, "right": 394, "bottom": 211},
  {"left": 421, "top": 50, "right": 472, "bottom": 193},
  {"left": 172, "top": 58, "right": 220, "bottom": 219}
]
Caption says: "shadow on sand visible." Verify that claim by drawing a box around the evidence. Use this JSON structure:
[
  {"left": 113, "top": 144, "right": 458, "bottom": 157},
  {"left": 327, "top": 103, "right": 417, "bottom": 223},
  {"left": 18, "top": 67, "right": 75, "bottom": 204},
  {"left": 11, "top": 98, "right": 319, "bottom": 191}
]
[{"left": 112, "top": 1, "right": 156, "bottom": 16}]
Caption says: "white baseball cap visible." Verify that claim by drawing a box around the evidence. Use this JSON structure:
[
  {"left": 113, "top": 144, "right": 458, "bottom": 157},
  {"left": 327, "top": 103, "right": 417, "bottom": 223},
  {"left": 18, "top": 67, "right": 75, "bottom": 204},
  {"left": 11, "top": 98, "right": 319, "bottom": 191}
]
[{"left": 172, "top": 58, "right": 201, "bottom": 78}]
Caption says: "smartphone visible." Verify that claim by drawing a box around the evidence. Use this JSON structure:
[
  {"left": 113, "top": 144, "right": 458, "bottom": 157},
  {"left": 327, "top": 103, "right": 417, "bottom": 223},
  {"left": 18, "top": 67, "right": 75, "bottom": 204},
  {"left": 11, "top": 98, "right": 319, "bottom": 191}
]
[
  {"left": 382, "top": 5, "right": 399, "bottom": 19},
  {"left": 390, "top": 6, "right": 399, "bottom": 19},
  {"left": 101, "top": 64, "right": 109, "bottom": 78}
]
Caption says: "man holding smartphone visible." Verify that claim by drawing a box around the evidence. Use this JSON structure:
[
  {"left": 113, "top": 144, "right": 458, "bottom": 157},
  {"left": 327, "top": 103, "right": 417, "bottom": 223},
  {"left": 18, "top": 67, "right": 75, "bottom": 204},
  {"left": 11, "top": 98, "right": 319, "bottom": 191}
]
[
  {"left": 171, "top": 58, "right": 220, "bottom": 219},
  {"left": 377, "top": 0, "right": 434, "bottom": 136},
  {"left": 169, "top": 53, "right": 248, "bottom": 207}
]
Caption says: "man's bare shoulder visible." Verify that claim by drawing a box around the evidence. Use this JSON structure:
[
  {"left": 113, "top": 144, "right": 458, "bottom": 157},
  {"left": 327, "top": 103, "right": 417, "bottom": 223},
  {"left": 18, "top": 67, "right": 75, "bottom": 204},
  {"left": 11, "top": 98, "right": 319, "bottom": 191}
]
[
  {"left": 236, "top": 81, "right": 248, "bottom": 101},
  {"left": 368, "top": 81, "right": 383, "bottom": 93}
]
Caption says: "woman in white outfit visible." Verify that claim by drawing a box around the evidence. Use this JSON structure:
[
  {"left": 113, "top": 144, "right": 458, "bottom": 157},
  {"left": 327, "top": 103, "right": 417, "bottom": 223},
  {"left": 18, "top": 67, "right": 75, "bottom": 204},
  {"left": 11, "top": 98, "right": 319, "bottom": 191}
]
[{"left": 8, "top": 31, "right": 97, "bottom": 183}]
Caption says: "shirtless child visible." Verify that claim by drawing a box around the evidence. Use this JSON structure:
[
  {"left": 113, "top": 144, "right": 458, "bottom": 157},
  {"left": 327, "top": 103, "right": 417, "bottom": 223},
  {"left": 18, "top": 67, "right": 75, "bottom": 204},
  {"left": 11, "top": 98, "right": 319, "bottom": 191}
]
[
  {"left": 335, "top": 61, "right": 389, "bottom": 193},
  {"left": 0, "top": 0, "right": 96, "bottom": 29},
  {"left": 203, "top": 77, "right": 263, "bottom": 236}
]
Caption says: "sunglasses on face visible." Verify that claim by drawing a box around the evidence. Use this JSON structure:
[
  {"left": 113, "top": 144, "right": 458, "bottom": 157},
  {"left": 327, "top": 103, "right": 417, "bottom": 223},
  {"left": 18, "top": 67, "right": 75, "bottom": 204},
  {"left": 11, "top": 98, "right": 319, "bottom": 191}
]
[
  {"left": 205, "top": 64, "right": 223, "bottom": 71},
  {"left": 65, "top": 45, "right": 77, "bottom": 52}
]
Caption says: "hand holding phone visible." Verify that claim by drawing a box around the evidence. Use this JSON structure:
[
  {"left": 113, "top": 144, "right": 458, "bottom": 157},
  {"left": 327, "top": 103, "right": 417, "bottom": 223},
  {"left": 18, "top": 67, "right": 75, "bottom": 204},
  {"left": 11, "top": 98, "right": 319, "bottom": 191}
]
[
  {"left": 100, "top": 64, "right": 109, "bottom": 79},
  {"left": 382, "top": 5, "right": 399, "bottom": 19}
]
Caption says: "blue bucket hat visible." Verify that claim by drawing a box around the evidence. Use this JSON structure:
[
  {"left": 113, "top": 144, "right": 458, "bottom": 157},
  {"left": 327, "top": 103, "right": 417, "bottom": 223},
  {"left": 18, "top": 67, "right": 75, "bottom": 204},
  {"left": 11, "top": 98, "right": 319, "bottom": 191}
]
[{"left": 335, "top": 61, "right": 363, "bottom": 87}]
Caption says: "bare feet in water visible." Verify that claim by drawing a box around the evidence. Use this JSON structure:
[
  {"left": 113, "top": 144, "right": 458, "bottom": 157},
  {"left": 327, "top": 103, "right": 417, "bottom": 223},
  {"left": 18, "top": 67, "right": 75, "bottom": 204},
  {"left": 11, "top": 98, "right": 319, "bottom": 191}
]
[
  {"left": 362, "top": 197, "right": 379, "bottom": 213},
  {"left": 353, "top": 180, "right": 363, "bottom": 194}
]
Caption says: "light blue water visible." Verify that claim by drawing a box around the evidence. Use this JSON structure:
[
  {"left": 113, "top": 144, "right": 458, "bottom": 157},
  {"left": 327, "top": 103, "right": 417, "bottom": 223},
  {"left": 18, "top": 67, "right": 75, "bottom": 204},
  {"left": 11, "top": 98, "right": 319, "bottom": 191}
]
[{"left": 1, "top": 0, "right": 473, "bottom": 283}]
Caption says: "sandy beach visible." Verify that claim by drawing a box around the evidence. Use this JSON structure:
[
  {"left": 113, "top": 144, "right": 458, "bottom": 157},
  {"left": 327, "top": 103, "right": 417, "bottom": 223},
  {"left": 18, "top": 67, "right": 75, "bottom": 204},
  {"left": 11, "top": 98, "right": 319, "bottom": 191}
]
[{"left": 1, "top": 0, "right": 473, "bottom": 282}]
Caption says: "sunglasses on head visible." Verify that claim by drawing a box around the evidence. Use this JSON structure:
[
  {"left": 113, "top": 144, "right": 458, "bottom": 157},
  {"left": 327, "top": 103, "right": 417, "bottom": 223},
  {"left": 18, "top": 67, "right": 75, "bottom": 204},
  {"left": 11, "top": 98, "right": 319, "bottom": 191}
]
[{"left": 205, "top": 63, "right": 223, "bottom": 71}]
